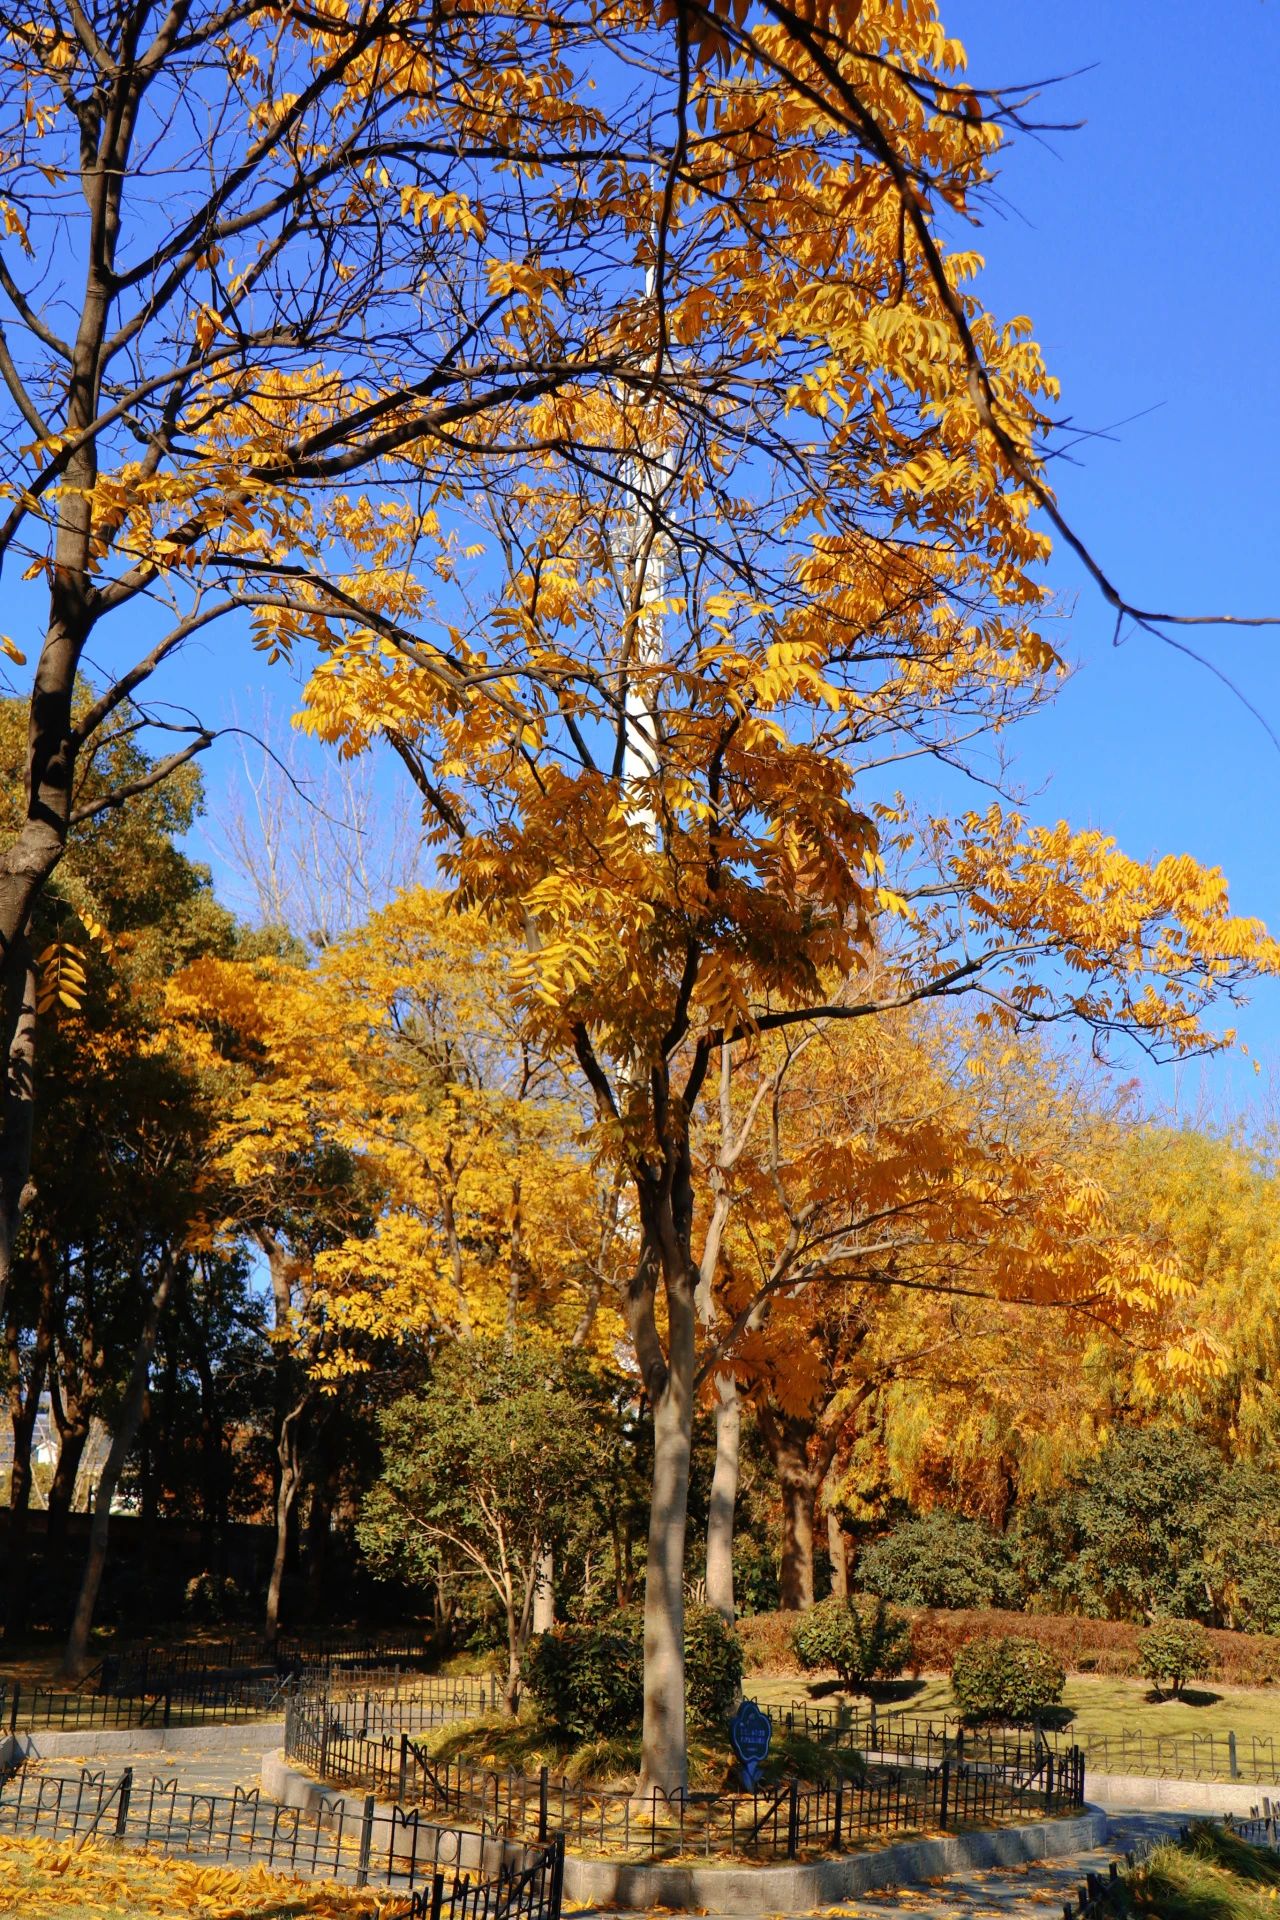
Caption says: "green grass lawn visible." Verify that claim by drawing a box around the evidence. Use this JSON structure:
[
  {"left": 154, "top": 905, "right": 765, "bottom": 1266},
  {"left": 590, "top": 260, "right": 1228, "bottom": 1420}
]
[{"left": 749, "top": 1668, "right": 1280, "bottom": 1744}]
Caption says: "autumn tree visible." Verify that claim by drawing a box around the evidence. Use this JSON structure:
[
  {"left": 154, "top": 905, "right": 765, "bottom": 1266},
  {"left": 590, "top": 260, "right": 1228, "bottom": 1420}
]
[
  {"left": 0, "top": 0, "right": 748, "bottom": 1328},
  {"left": 288, "top": 0, "right": 1280, "bottom": 1792},
  {"left": 710, "top": 1013, "right": 1205, "bottom": 1615},
  {"left": 165, "top": 887, "right": 626, "bottom": 1633}
]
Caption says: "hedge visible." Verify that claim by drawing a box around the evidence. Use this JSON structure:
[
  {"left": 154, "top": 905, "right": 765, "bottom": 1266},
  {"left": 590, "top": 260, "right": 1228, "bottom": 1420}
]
[{"left": 736, "top": 1605, "right": 1280, "bottom": 1686}]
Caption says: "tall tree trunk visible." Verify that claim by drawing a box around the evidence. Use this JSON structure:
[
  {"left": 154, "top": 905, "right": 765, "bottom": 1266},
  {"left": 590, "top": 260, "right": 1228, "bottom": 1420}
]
[
  {"left": 303, "top": 1454, "right": 336, "bottom": 1620},
  {"left": 636, "top": 1247, "right": 696, "bottom": 1799},
  {"left": 265, "top": 1396, "right": 307, "bottom": 1644},
  {"left": 7, "top": 1241, "right": 58, "bottom": 1633},
  {"left": 63, "top": 1254, "right": 175, "bottom": 1678},
  {"left": 0, "top": 940, "right": 37, "bottom": 1333},
  {"left": 758, "top": 1406, "right": 819, "bottom": 1612},
  {"left": 827, "top": 1507, "right": 848, "bottom": 1598},
  {"left": 704, "top": 1371, "right": 740, "bottom": 1624},
  {"left": 45, "top": 1405, "right": 89, "bottom": 1546},
  {"left": 532, "top": 1547, "right": 556, "bottom": 1633}
]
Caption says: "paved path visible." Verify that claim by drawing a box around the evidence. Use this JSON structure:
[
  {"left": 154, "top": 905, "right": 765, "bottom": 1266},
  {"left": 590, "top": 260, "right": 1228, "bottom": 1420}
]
[
  {"left": 753, "top": 1806, "right": 1205, "bottom": 1920},
  {"left": 24, "top": 1732, "right": 277, "bottom": 1798}
]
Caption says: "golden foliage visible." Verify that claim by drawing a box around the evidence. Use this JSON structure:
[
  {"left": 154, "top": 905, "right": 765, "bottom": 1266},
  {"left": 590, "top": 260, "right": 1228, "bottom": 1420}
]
[{"left": 0, "top": 1831, "right": 400, "bottom": 1918}]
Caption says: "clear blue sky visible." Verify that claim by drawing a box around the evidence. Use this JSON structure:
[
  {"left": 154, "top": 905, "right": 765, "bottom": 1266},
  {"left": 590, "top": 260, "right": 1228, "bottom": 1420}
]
[
  {"left": 23, "top": 0, "right": 1278, "bottom": 1120},
  {"left": 926, "top": 0, "right": 1280, "bottom": 1115}
]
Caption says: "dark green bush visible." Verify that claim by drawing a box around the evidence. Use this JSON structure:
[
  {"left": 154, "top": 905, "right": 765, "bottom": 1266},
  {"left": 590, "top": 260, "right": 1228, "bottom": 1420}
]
[
  {"left": 792, "top": 1593, "right": 912, "bottom": 1691},
  {"left": 525, "top": 1622, "right": 644, "bottom": 1738},
  {"left": 951, "top": 1635, "right": 1065, "bottom": 1723},
  {"left": 527, "top": 1604, "right": 744, "bottom": 1737},
  {"left": 184, "top": 1569, "right": 244, "bottom": 1623},
  {"left": 1138, "top": 1618, "right": 1213, "bottom": 1698},
  {"left": 859, "top": 1511, "right": 1014, "bottom": 1610},
  {"left": 685, "top": 1603, "right": 745, "bottom": 1725}
]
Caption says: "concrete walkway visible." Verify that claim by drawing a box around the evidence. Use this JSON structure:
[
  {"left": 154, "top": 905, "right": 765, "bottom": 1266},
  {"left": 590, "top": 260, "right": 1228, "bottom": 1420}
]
[{"left": 761, "top": 1806, "right": 1203, "bottom": 1920}]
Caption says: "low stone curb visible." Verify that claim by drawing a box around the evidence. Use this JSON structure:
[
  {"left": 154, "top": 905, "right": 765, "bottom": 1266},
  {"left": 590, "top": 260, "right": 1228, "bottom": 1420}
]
[
  {"left": 3, "top": 1719, "right": 284, "bottom": 1764},
  {"left": 261, "top": 1752, "right": 1107, "bottom": 1914},
  {"left": 1088, "top": 1772, "right": 1274, "bottom": 1817},
  {"left": 562, "top": 1806, "right": 1109, "bottom": 1912}
]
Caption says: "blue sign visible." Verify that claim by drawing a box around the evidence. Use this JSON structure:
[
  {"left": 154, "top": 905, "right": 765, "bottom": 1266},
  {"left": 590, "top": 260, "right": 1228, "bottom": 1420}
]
[{"left": 729, "top": 1697, "right": 772, "bottom": 1790}]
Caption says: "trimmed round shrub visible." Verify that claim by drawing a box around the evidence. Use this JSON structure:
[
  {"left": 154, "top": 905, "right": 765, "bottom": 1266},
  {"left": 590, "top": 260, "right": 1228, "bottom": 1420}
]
[
  {"left": 685, "top": 1603, "right": 745, "bottom": 1725},
  {"left": 526, "top": 1604, "right": 744, "bottom": 1737},
  {"left": 1138, "top": 1618, "right": 1212, "bottom": 1698},
  {"left": 525, "top": 1623, "right": 643, "bottom": 1738},
  {"left": 951, "top": 1635, "right": 1065, "bottom": 1724},
  {"left": 859, "top": 1511, "right": 1014, "bottom": 1610},
  {"left": 792, "top": 1593, "right": 912, "bottom": 1691}
]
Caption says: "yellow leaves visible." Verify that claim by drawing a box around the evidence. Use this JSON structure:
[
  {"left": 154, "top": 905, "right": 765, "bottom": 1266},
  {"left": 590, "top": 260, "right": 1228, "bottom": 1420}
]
[
  {"left": 34, "top": 940, "right": 88, "bottom": 1016},
  {"left": 0, "top": 1830, "right": 393, "bottom": 1916},
  {"left": 0, "top": 197, "right": 33, "bottom": 256},
  {"left": 0, "top": 635, "right": 26, "bottom": 666},
  {"left": 400, "top": 184, "right": 485, "bottom": 238}
]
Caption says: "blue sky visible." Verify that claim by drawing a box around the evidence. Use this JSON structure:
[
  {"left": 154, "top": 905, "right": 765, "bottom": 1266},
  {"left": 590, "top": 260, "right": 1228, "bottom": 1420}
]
[
  {"left": 179, "top": 0, "right": 1280, "bottom": 1116},
  {"left": 13, "top": 0, "right": 1278, "bottom": 1120},
  {"left": 928, "top": 0, "right": 1280, "bottom": 1116}
]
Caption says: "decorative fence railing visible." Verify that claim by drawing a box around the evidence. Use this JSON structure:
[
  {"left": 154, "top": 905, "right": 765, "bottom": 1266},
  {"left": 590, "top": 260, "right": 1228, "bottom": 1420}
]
[
  {"left": 98, "top": 1632, "right": 436, "bottom": 1693},
  {"left": 1225, "top": 1799, "right": 1280, "bottom": 1850},
  {"left": 2, "top": 1673, "right": 294, "bottom": 1735},
  {"left": 768, "top": 1697, "right": 1280, "bottom": 1789},
  {"left": 3, "top": 1668, "right": 493, "bottom": 1737},
  {"left": 285, "top": 1696, "right": 1085, "bottom": 1862},
  {"left": 763, "top": 1697, "right": 1069, "bottom": 1775},
  {"left": 0, "top": 1761, "right": 564, "bottom": 1918},
  {"left": 1078, "top": 1728, "right": 1280, "bottom": 1785}
]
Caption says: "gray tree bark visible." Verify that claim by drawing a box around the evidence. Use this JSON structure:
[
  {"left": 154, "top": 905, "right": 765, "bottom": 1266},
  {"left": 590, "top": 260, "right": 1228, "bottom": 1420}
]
[
  {"left": 827, "top": 1506, "right": 848, "bottom": 1597},
  {"left": 704, "top": 1372, "right": 740, "bottom": 1623}
]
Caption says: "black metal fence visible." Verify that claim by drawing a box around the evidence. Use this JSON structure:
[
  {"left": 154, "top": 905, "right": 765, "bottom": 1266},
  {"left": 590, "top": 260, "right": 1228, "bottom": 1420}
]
[
  {"left": 98, "top": 1632, "right": 436, "bottom": 1693},
  {"left": 286, "top": 1695, "right": 1085, "bottom": 1862},
  {"left": 768, "top": 1696, "right": 1280, "bottom": 1789},
  {"left": 1223, "top": 1800, "right": 1280, "bottom": 1850},
  {"left": 2, "top": 1673, "right": 292, "bottom": 1735},
  {"left": 1079, "top": 1728, "right": 1280, "bottom": 1785},
  {"left": 765, "top": 1697, "right": 1068, "bottom": 1773},
  {"left": 3, "top": 1667, "right": 493, "bottom": 1736},
  {"left": 0, "top": 1761, "right": 564, "bottom": 1916}
]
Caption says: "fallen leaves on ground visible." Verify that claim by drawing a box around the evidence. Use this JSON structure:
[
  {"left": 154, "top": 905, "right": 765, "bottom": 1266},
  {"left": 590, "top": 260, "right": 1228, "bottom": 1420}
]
[{"left": 0, "top": 1833, "right": 409, "bottom": 1918}]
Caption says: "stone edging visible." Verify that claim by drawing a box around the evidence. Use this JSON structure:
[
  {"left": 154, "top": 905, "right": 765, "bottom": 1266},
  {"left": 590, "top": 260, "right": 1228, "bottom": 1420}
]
[
  {"left": 1087, "top": 1772, "right": 1272, "bottom": 1817},
  {"left": 2, "top": 1719, "right": 284, "bottom": 1765},
  {"left": 562, "top": 1805, "right": 1108, "bottom": 1912},
  {"left": 261, "top": 1752, "right": 1107, "bottom": 1914}
]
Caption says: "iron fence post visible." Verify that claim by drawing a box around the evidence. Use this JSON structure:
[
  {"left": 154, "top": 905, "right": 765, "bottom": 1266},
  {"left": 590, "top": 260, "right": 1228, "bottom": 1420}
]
[
  {"left": 429, "top": 1871, "right": 445, "bottom": 1920},
  {"left": 939, "top": 1759, "right": 950, "bottom": 1831},
  {"left": 786, "top": 1778, "right": 800, "bottom": 1859},
  {"left": 1044, "top": 1752, "right": 1054, "bottom": 1813},
  {"left": 1229, "top": 1732, "right": 1239, "bottom": 1780},
  {"left": 538, "top": 1765, "right": 549, "bottom": 1842},
  {"left": 399, "top": 1731, "right": 409, "bottom": 1804},
  {"left": 7, "top": 1685, "right": 17, "bottom": 1735},
  {"left": 833, "top": 1780, "right": 844, "bottom": 1852},
  {"left": 355, "top": 1793, "right": 375, "bottom": 1886},
  {"left": 115, "top": 1766, "right": 133, "bottom": 1838}
]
